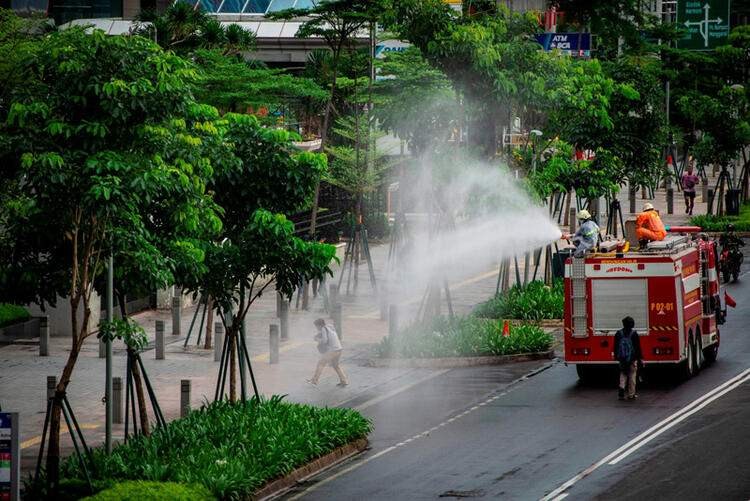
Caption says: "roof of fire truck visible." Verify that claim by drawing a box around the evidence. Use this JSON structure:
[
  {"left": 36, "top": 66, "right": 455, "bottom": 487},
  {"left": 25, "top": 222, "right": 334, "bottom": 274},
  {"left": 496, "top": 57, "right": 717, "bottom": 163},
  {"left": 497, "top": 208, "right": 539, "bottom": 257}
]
[{"left": 586, "top": 233, "right": 703, "bottom": 259}]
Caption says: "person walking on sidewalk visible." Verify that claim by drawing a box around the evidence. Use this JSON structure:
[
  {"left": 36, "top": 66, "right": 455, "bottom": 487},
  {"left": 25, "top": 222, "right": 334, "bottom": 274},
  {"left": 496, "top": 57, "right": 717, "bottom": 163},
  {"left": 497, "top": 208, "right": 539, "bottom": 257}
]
[
  {"left": 308, "top": 318, "right": 349, "bottom": 387},
  {"left": 614, "top": 316, "right": 643, "bottom": 401},
  {"left": 681, "top": 163, "right": 700, "bottom": 215}
]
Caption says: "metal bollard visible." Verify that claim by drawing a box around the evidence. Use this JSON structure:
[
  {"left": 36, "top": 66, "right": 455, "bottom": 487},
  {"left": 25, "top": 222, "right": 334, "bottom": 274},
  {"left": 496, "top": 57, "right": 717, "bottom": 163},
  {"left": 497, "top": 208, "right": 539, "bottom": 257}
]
[
  {"left": 329, "top": 284, "right": 339, "bottom": 306},
  {"left": 171, "top": 296, "right": 181, "bottom": 336},
  {"left": 269, "top": 324, "right": 280, "bottom": 364},
  {"left": 388, "top": 305, "right": 398, "bottom": 338},
  {"left": 214, "top": 322, "right": 224, "bottom": 362},
  {"left": 276, "top": 292, "right": 282, "bottom": 318},
  {"left": 39, "top": 316, "right": 49, "bottom": 357},
  {"left": 629, "top": 187, "right": 636, "bottom": 213},
  {"left": 589, "top": 197, "right": 600, "bottom": 220},
  {"left": 180, "top": 379, "right": 191, "bottom": 418},
  {"left": 568, "top": 207, "right": 577, "bottom": 234},
  {"left": 707, "top": 188, "right": 715, "bottom": 215},
  {"left": 47, "top": 375, "right": 57, "bottom": 401},
  {"left": 702, "top": 178, "right": 709, "bottom": 202},
  {"left": 280, "top": 298, "right": 289, "bottom": 342},
  {"left": 332, "top": 303, "right": 343, "bottom": 341},
  {"left": 667, "top": 188, "right": 674, "bottom": 214},
  {"left": 155, "top": 320, "right": 165, "bottom": 360},
  {"left": 113, "top": 377, "right": 123, "bottom": 424}
]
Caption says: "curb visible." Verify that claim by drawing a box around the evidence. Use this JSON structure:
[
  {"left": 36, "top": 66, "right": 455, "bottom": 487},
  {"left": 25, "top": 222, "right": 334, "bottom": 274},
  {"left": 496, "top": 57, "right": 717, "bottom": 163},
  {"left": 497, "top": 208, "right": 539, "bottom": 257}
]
[
  {"left": 254, "top": 438, "right": 369, "bottom": 500},
  {"left": 365, "top": 350, "right": 555, "bottom": 369}
]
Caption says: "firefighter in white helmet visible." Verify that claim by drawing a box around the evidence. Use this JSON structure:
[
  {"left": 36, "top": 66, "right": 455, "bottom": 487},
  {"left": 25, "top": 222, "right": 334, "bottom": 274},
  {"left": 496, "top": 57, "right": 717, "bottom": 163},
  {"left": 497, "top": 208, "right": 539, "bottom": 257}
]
[{"left": 564, "top": 209, "right": 600, "bottom": 257}]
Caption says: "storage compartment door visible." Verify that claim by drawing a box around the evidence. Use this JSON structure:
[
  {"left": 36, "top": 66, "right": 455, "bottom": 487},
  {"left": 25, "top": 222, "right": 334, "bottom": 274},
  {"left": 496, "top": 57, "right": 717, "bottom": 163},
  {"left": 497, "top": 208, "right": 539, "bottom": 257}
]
[{"left": 592, "top": 279, "right": 649, "bottom": 334}]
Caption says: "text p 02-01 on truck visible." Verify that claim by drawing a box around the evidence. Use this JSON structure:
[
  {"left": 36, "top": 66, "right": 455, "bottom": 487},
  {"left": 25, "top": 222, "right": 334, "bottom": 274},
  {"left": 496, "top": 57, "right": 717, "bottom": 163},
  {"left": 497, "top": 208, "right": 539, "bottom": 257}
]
[{"left": 564, "top": 229, "right": 730, "bottom": 381}]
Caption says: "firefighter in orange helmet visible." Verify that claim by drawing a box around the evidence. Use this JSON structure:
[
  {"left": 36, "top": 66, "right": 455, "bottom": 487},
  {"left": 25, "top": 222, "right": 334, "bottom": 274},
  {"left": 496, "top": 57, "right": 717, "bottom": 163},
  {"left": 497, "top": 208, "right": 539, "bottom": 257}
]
[{"left": 636, "top": 202, "right": 667, "bottom": 248}]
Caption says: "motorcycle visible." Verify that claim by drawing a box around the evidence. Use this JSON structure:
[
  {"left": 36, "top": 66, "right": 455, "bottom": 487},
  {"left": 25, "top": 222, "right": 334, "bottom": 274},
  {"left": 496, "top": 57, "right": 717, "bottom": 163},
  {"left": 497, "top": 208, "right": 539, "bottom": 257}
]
[{"left": 720, "top": 245, "right": 744, "bottom": 283}]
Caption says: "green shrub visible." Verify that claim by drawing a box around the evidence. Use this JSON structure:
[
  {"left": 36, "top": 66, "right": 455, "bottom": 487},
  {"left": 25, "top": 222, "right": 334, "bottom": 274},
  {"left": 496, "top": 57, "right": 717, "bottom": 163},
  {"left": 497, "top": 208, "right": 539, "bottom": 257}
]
[
  {"left": 82, "top": 481, "right": 214, "bottom": 500},
  {"left": 60, "top": 397, "right": 371, "bottom": 500},
  {"left": 377, "top": 316, "right": 553, "bottom": 358},
  {"left": 473, "top": 280, "right": 563, "bottom": 320},
  {"left": 0, "top": 303, "right": 30, "bottom": 328},
  {"left": 690, "top": 202, "right": 750, "bottom": 231}
]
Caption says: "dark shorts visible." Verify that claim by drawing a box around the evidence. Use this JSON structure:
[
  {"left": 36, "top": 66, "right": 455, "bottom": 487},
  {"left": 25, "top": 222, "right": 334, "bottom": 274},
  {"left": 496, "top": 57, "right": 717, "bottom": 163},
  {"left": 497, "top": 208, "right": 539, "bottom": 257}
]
[{"left": 684, "top": 191, "right": 696, "bottom": 199}]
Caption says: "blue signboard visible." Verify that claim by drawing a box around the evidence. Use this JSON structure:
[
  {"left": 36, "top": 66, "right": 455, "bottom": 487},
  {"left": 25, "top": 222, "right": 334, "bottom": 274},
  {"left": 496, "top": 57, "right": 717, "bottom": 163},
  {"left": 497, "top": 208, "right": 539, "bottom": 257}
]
[
  {"left": 534, "top": 32, "right": 592, "bottom": 57},
  {"left": 0, "top": 413, "right": 18, "bottom": 501}
]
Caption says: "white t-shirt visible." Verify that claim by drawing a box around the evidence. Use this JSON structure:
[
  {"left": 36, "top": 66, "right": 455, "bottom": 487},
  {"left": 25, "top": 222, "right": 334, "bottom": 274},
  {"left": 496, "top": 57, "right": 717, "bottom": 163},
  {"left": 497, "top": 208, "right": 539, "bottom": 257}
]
[{"left": 321, "top": 325, "right": 342, "bottom": 352}]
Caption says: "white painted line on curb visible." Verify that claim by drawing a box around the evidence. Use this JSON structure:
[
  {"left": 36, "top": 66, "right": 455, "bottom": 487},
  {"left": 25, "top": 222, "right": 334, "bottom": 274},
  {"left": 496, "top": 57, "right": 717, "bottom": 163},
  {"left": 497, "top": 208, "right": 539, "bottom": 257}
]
[{"left": 541, "top": 367, "right": 750, "bottom": 500}]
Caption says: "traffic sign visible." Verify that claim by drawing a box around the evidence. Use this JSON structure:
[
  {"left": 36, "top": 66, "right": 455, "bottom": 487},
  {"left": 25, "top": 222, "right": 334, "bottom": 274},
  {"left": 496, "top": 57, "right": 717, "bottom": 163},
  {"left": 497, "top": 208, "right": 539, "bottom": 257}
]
[{"left": 677, "top": 0, "right": 730, "bottom": 50}]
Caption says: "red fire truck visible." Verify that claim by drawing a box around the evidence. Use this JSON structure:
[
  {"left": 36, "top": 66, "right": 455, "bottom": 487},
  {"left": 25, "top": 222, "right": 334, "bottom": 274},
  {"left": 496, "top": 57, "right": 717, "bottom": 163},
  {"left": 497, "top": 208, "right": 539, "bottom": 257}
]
[{"left": 564, "top": 229, "right": 727, "bottom": 381}]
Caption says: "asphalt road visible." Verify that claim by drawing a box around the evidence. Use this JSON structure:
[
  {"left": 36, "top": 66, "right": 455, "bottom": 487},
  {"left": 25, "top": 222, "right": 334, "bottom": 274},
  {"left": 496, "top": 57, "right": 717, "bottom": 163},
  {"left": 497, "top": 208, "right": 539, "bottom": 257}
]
[{"left": 283, "top": 268, "right": 750, "bottom": 500}]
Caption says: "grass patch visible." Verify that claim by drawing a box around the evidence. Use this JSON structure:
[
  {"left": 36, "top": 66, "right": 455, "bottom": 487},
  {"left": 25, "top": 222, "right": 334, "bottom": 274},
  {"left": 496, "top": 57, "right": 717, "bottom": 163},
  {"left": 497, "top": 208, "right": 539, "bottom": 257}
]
[
  {"left": 0, "top": 303, "right": 30, "bottom": 328},
  {"left": 58, "top": 397, "right": 371, "bottom": 500},
  {"left": 473, "top": 280, "right": 563, "bottom": 321},
  {"left": 82, "top": 481, "right": 213, "bottom": 500},
  {"left": 376, "top": 316, "right": 553, "bottom": 359},
  {"left": 690, "top": 202, "right": 750, "bottom": 231}
]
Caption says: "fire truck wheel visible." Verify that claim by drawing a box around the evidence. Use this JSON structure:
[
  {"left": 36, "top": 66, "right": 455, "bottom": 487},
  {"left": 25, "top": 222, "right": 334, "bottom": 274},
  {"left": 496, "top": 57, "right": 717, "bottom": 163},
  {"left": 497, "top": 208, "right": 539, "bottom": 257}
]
[
  {"left": 694, "top": 334, "right": 704, "bottom": 372},
  {"left": 703, "top": 343, "right": 719, "bottom": 365},
  {"left": 575, "top": 364, "right": 600, "bottom": 383},
  {"left": 679, "top": 337, "right": 696, "bottom": 380}
]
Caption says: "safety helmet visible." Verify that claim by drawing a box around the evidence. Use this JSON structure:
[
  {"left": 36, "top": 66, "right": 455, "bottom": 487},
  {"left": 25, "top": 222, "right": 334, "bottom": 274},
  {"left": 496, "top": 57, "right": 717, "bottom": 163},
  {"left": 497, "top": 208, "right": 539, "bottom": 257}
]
[
  {"left": 577, "top": 209, "right": 591, "bottom": 220},
  {"left": 642, "top": 202, "right": 654, "bottom": 211}
]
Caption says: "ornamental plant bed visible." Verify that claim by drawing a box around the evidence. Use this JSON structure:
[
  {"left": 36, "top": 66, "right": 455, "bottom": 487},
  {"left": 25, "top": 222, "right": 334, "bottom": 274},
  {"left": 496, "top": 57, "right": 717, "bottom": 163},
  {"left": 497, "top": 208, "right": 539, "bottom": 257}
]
[
  {"left": 376, "top": 316, "right": 554, "bottom": 359},
  {"left": 54, "top": 397, "right": 371, "bottom": 500},
  {"left": 473, "top": 280, "right": 563, "bottom": 321}
]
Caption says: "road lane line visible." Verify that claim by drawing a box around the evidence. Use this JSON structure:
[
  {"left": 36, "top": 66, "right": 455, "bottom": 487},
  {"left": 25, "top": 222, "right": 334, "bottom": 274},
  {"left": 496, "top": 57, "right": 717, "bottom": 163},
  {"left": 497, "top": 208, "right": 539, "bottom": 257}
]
[
  {"left": 541, "top": 367, "right": 750, "bottom": 500},
  {"left": 21, "top": 423, "right": 100, "bottom": 450},
  {"left": 608, "top": 372, "right": 750, "bottom": 465}
]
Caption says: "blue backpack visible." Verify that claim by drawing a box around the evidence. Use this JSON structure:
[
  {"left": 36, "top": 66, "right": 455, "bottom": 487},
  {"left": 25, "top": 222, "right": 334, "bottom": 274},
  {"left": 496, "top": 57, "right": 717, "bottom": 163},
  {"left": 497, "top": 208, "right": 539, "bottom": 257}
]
[{"left": 617, "top": 330, "right": 634, "bottom": 363}]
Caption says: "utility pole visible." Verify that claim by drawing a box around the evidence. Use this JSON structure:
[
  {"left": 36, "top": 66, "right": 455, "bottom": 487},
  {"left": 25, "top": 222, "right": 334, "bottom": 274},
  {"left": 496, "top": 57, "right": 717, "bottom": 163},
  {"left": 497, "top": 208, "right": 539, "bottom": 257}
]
[{"left": 105, "top": 254, "right": 113, "bottom": 453}]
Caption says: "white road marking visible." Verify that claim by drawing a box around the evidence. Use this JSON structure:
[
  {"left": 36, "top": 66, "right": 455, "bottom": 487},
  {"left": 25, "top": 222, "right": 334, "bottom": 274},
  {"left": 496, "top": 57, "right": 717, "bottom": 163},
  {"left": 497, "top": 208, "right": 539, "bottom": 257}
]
[{"left": 541, "top": 368, "right": 750, "bottom": 500}]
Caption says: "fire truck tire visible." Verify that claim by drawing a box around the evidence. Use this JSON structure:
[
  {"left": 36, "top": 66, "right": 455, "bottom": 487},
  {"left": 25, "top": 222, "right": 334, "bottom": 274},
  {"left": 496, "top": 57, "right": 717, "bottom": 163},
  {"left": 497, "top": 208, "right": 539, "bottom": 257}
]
[
  {"left": 576, "top": 364, "right": 594, "bottom": 382},
  {"left": 694, "top": 335, "right": 704, "bottom": 372},
  {"left": 703, "top": 343, "right": 719, "bottom": 365},
  {"left": 679, "top": 337, "right": 696, "bottom": 380}
]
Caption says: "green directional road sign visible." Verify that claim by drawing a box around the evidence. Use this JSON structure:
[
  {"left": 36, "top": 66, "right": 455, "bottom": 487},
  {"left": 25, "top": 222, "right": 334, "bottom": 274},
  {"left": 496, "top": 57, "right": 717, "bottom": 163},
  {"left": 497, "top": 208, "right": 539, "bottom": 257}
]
[{"left": 677, "top": 0, "right": 731, "bottom": 50}]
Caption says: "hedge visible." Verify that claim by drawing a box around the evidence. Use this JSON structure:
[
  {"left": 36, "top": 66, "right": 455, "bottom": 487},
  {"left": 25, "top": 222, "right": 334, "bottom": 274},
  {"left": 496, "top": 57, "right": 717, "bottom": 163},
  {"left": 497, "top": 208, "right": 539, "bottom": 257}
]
[
  {"left": 376, "top": 315, "right": 553, "bottom": 359},
  {"left": 82, "top": 481, "right": 214, "bottom": 500},
  {"left": 0, "top": 303, "right": 30, "bottom": 328},
  {"left": 473, "top": 280, "right": 564, "bottom": 321}
]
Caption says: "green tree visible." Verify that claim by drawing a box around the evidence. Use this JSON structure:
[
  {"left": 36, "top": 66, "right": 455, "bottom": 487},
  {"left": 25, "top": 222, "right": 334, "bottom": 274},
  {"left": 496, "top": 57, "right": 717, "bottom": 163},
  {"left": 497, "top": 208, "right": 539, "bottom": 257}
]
[
  {"left": 373, "top": 46, "right": 456, "bottom": 155},
  {"left": 190, "top": 113, "right": 336, "bottom": 402},
  {"left": 0, "top": 26, "right": 221, "bottom": 489}
]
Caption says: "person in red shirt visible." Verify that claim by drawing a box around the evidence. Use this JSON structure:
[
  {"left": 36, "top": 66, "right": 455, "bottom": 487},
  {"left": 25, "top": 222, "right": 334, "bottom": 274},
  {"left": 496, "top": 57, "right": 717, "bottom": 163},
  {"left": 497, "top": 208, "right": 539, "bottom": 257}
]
[{"left": 681, "top": 163, "right": 700, "bottom": 215}]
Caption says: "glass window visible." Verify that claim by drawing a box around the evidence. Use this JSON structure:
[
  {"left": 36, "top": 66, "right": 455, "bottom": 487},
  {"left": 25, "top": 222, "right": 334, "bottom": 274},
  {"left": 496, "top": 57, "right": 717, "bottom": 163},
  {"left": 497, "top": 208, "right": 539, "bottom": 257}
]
[
  {"left": 266, "top": 0, "right": 295, "bottom": 12},
  {"left": 199, "top": 0, "right": 221, "bottom": 12},
  {"left": 243, "top": 0, "right": 270, "bottom": 13},
  {"left": 219, "top": 0, "right": 243, "bottom": 13},
  {"left": 294, "top": 0, "right": 316, "bottom": 9}
]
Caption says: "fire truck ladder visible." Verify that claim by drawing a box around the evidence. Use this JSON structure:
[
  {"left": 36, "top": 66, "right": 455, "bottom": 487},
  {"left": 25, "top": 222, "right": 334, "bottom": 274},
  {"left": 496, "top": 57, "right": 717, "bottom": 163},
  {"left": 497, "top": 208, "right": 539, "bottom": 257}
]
[{"left": 571, "top": 256, "right": 588, "bottom": 338}]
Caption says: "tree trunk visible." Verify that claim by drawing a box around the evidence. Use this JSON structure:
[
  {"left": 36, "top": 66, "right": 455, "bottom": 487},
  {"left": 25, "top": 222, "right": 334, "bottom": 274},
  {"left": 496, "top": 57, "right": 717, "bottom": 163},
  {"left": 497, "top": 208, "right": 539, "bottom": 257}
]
[
  {"left": 128, "top": 348, "right": 150, "bottom": 436},
  {"left": 468, "top": 108, "right": 497, "bottom": 159},
  {"left": 46, "top": 297, "right": 88, "bottom": 492},
  {"left": 204, "top": 297, "right": 214, "bottom": 350},
  {"left": 229, "top": 329, "right": 237, "bottom": 402}
]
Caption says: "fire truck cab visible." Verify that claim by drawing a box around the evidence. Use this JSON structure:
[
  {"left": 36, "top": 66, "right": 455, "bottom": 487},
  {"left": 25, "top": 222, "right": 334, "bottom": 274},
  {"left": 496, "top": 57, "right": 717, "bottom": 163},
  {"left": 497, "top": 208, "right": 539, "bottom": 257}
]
[{"left": 564, "top": 231, "right": 725, "bottom": 381}]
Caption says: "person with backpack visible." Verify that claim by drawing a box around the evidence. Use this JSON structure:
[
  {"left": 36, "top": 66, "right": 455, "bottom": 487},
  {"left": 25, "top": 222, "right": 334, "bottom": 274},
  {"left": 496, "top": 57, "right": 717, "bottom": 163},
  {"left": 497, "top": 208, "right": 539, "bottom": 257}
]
[
  {"left": 308, "top": 318, "right": 349, "bottom": 387},
  {"left": 613, "top": 316, "right": 643, "bottom": 400}
]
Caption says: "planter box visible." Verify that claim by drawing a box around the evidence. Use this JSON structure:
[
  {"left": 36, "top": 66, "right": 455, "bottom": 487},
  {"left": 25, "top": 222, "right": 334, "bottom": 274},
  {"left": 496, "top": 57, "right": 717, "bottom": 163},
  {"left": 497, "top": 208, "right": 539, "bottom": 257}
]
[{"left": 0, "top": 317, "right": 40, "bottom": 344}]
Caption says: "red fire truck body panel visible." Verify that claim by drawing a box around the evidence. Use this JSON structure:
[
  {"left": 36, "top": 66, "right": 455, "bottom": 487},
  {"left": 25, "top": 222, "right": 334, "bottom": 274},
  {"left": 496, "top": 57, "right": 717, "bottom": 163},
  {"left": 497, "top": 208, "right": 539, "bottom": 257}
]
[{"left": 564, "top": 236, "right": 722, "bottom": 367}]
